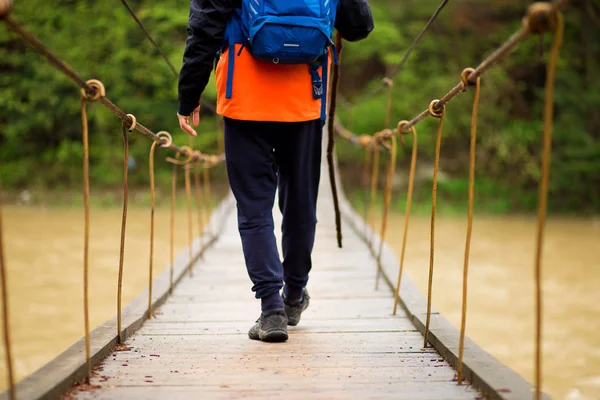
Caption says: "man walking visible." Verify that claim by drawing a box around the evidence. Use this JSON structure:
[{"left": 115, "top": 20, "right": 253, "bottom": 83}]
[{"left": 177, "top": 0, "right": 373, "bottom": 342}]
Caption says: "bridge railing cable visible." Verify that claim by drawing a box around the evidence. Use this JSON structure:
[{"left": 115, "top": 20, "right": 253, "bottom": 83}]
[
  {"left": 118, "top": 0, "right": 216, "bottom": 114},
  {"left": 0, "top": 1, "right": 228, "bottom": 393},
  {"left": 119, "top": 0, "right": 179, "bottom": 77},
  {"left": 0, "top": 179, "right": 15, "bottom": 400},
  {"left": 2, "top": 15, "right": 222, "bottom": 165},
  {"left": 330, "top": 2, "right": 566, "bottom": 399},
  {"left": 350, "top": 0, "right": 449, "bottom": 106}
]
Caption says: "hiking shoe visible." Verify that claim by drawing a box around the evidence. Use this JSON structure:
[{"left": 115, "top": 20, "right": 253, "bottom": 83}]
[
  {"left": 283, "top": 289, "right": 310, "bottom": 326},
  {"left": 248, "top": 308, "right": 288, "bottom": 342}
]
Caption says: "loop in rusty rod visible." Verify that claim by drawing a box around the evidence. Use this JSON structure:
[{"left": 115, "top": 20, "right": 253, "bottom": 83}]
[
  {"left": 126, "top": 114, "right": 137, "bottom": 132},
  {"left": 166, "top": 146, "right": 194, "bottom": 166},
  {"left": 424, "top": 104, "right": 447, "bottom": 348},
  {"left": 524, "top": 2, "right": 559, "bottom": 35},
  {"left": 80, "top": 79, "right": 106, "bottom": 102},
  {"left": 392, "top": 122, "right": 418, "bottom": 316},
  {"left": 0, "top": 0, "right": 13, "bottom": 19},
  {"left": 116, "top": 121, "right": 130, "bottom": 344},
  {"left": 460, "top": 68, "right": 477, "bottom": 91},
  {"left": 533, "top": 11, "right": 563, "bottom": 400},
  {"left": 428, "top": 100, "right": 444, "bottom": 119},
  {"left": 156, "top": 131, "right": 173, "bottom": 148},
  {"left": 0, "top": 179, "right": 15, "bottom": 400},
  {"left": 457, "top": 75, "right": 481, "bottom": 385}
]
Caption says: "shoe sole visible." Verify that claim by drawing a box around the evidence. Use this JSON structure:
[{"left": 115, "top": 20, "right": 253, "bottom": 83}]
[{"left": 259, "top": 329, "right": 288, "bottom": 342}]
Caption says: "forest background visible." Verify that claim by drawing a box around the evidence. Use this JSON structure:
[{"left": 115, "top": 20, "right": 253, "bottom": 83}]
[{"left": 0, "top": 0, "right": 597, "bottom": 214}]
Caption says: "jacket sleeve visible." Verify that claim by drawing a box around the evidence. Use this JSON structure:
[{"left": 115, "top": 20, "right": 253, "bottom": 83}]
[
  {"left": 335, "top": 0, "right": 374, "bottom": 42},
  {"left": 178, "top": 0, "right": 237, "bottom": 116}
]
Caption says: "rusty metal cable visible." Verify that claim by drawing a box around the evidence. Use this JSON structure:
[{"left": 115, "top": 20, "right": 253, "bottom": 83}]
[
  {"left": 148, "top": 142, "right": 158, "bottom": 319},
  {"left": 392, "top": 123, "right": 418, "bottom": 316},
  {"left": 367, "top": 146, "right": 381, "bottom": 246},
  {"left": 1, "top": 16, "right": 223, "bottom": 164},
  {"left": 116, "top": 119, "right": 131, "bottom": 344},
  {"left": 375, "top": 133, "right": 397, "bottom": 289},
  {"left": 165, "top": 148, "right": 194, "bottom": 281},
  {"left": 194, "top": 166, "right": 205, "bottom": 254},
  {"left": 203, "top": 166, "right": 212, "bottom": 237},
  {"left": 374, "top": 81, "right": 395, "bottom": 285},
  {"left": 80, "top": 90, "right": 97, "bottom": 382},
  {"left": 355, "top": 0, "right": 449, "bottom": 103},
  {"left": 119, "top": 0, "right": 178, "bottom": 77},
  {"left": 184, "top": 165, "right": 194, "bottom": 276},
  {"left": 169, "top": 165, "right": 177, "bottom": 294},
  {"left": 533, "top": 10, "right": 564, "bottom": 400},
  {"left": 3, "top": 16, "right": 92, "bottom": 91},
  {"left": 0, "top": 179, "right": 15, "bottom": 400},
  {"left": 362, "top": 148, "right": 372, "bottom": 238},
  {"left": 147, "top": 132, "right": 172, "bottom": 319},
  {"left": 333, "top": 0, "right": 569, "bottom": 146},
  {"left": 327, "top": 32, "right": 344, "bottom": 248},
  {"left": 457, "top": 69, "right": 481, "bottom": 384},
  {"left": 117, "top": 0, "right": 217, "bottom": 114},
  {"left": 424, "top": 101, "right": 446, "bottom": 348}
]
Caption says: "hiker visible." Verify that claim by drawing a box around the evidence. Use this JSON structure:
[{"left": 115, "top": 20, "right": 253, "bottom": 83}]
[{"left": 177, "top": 0, "right": 374, "bottom": 342}]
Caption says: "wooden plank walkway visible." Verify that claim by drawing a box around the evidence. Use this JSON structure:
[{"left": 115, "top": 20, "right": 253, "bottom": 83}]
[{"left": 72, "top": 174, "right": 480, "bottom": 399}]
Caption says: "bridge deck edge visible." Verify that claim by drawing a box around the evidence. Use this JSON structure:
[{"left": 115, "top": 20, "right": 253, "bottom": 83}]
[{"left": 334, "top": 171, "right": 553, "bottom": 400}]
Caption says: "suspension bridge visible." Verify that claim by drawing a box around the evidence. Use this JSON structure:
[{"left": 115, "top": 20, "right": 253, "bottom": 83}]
[{"left": 0, "top": 0, "right": 567, "bottom": 399}]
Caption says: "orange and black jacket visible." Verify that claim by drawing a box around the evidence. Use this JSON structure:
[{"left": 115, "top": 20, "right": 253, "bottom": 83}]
[{"left": 177, "top": 0, "right": 374, "bottom": 118}]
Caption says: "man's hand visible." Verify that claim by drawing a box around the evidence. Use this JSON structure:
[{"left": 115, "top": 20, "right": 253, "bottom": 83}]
[{"left": 177, "top": 105, "right": 201, "bottom": 137}]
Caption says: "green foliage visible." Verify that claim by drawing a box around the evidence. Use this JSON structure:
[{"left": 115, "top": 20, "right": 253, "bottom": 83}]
[
  {"left": 0, "top": 0, "right": 598, "bottom": 213},
  {"left": 337, "top": 0, "right": 600, "bottom": 214},
  {"left": 0, "top": 0, "right": 222, "bottom": 190}
]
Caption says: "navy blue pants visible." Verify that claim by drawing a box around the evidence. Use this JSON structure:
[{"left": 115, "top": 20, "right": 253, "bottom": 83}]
[{"left": 224, "top": 117, "right": 323, "bottom": 311}]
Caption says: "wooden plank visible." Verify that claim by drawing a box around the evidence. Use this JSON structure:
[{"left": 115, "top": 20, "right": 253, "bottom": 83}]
[
  {"left": 74, "top": 385, "right": 478, "bottom": 400},
  {"left": 138, "top": 317, "right": 415, "bottom": 335}
]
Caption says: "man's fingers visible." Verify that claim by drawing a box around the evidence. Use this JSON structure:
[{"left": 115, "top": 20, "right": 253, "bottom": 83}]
[
  {"left": 193, "top": 107, "right": 200, "bottom": 127},
  {"left": 178, "top": 116, "right": 197, "bottom": 137}
]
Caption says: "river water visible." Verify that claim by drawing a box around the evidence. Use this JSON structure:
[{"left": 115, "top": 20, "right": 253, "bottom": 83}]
[
  {"left": 0, "top": 206, "right": 599, "bottom": 399},
  {"left": 375, "top": 213, "right": 600, "bottom": 400}
]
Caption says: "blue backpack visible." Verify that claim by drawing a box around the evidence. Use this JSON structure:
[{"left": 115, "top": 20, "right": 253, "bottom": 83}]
[{"left": 222, "top": 0, "right": 340, "bottom": 120}]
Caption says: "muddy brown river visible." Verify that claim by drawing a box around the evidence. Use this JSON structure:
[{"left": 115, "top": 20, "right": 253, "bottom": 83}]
[{"left": 0, "top": 206, "right": 598, "bottom": 400}]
